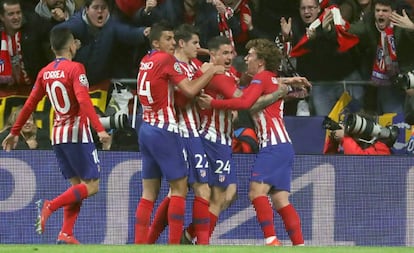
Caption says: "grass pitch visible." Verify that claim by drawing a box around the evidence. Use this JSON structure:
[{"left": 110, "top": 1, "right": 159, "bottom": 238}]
[{"left": 1, "top": 245, "right": 413, "bottom": 253}]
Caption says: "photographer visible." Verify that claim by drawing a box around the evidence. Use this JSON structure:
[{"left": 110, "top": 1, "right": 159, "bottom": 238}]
[{"left": 323, "top": 113, "right": 398, "bottom": 155}]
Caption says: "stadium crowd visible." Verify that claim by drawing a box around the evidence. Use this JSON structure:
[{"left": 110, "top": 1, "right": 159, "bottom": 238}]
[
  {"left": 1, "top": 0, "right": 414, "bottom": 246},
  {"left": 0, "top": 0, "right": 413, "bottom": 153}
]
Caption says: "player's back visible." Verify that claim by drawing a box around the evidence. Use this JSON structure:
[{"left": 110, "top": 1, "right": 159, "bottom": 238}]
[
  {"left": 137, "top": 51, "right": 187, "bottom": 132},
  {"left": 39, "top": 58, "right": 94, "bottom": 144}
]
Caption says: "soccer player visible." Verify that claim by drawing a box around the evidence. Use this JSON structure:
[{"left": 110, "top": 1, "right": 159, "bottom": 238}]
[
  {"left": 146, "top": 24, "right": 211, "bottom": 245},
  {"left": 181, "top": 36, "right": 291, "bottom": 243},
  {"left": 1, "top": 27, "right": 111, "bottom": 244},
  {"left": 197, "top": 38, "right": 308, "bottom": 246},
  {"left": 134, "top": 22, "right": 223, "bottom": 244}
]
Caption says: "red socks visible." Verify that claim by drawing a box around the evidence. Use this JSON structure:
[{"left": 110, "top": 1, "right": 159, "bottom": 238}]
[
  {"left": 134, "top": 198, "right": 154, "bottom": 244},
  {"left": 252, "top": 196, "right": 276, "bottom": 238},
  {"left": 168, "top": 196, "right": 186, "bottom": 244},
  {"left": 61, "top": 202, "right": 82, "bottom": 235},
  {"left": 147, "top": 197, "right": 170, "bottom": 244},
  {"left": 208, "top": 212, "right": 218, "bottom": 238},
  {"left": 48, "top": 184, "right": 88, "bottom": 211},
  {"left": 277, "top": 204, "right": 304, "bottom": 245},
  {"left": 192, "top": 196, "right": 210, "bottom": 244}
]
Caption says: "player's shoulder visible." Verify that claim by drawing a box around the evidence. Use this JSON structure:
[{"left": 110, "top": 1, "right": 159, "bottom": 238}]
[{"left": 251, "top": 70, "right": 275, "bottom": 84}]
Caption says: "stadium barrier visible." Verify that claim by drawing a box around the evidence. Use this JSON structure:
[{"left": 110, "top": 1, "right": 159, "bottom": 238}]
[{"left": 1, "top": 151, "right": 414, "bottom": 246}]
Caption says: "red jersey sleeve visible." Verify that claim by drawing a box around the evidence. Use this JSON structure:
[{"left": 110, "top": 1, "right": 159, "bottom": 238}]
[
  {"left": 72, "top": 63, "right": 105, "bottom": 133},
  {"left": 10, "top": 74, "right": 46, "bottom": 136},
  {"left": 211, "top": 82, "right": 263, "bottom": 110}
]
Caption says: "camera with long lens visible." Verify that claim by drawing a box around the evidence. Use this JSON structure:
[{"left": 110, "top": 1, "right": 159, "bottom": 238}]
[
  {"left": 322, "top": 116, "right": 343, "bottom": 131},
  {"left": 393, "top": 70, "right": 414, "bottom": 90},
  {"left": 344, "top": 114, "right": 399, "bottom": 147},
  {"left": 99, "top": 112, "right": 129, "bottom": 130}
]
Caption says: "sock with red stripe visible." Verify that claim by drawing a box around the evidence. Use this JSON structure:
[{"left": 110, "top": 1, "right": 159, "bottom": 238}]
[
  {"left": 277, "top": 204, "right": 304, "bottom": 245},
  {"left": 168, "top": 196, "right": 185, "bottom": 244},
  {"left": 252, "top": 196, "right": 276, "bottom": 238},
  {"left": 61, "top": 201, "right": 82, "bottom": 236},
  {"left": 208, "top": 212, "right": 218, "bottom": 238},
  {"left": 192, "top": 196, "right": 210, "bottom": 244},
  {"left": 147, "top": 196, "right": 170, "bottom": 244},
  {"left": 134, "top": 198, "right": 154, "bottom": 244},
  {"left": 48, "top": 184, "right": 88, "bottom": 211}
]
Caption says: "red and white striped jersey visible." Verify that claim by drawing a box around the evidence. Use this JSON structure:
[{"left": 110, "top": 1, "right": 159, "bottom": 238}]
[
  {"left": 210, "top": 70, "right": 291, "bottom": 148},
  {"left": 137, "top": 50, "right": 187, "bottom": 133},
  {"left": 175, "top": 59, "right": 202, "bottom": 138},
  {"left": 199, "top": 72, "right": 238, "bottom": 146},
  {"left": 11, "top": 58, "right": 105, "bottom": 145}
]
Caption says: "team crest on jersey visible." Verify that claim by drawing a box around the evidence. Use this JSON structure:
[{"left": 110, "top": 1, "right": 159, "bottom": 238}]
[
  {"left": 219, "top": 175, "right": 226, "bottom": 182},
  {"left": 271, "top": 77, "right": 278, "bottom": 84},
  {"left": 174, "top": 62, "right": 183, "bottom": 74},
  {"left": 200, "top": 169, "right": 207, "bottom": 178},
  {"left": 79, "top": 74, "right": 89, "bottom": 87}
]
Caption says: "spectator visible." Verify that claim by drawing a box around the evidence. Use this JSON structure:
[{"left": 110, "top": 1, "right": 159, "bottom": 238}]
[
  {"left": 55, "top": 0, "right": 150, "bottom": 86},
  {"left": 34, "top": 0, "right": 76, "bottom": 25},
  {"left": 347, "top": 0, "right": 414, "bottom": 114},
  {"left": 156, "top": 0, "right": 218, "bottom": 56},
  {"left": 0, "top": 0, "right": 53, "bottom": 92},
  {"left": 1, "top": 27, "right": 110, "bottom": 244},
  {"left": 282, "top": 0, "right": 363, "bottom": 116},
  {"left": 340, "top": 0, "right": 373, "bottom": 23},
  {"left": 133, "top": 22, "right": 222, "bottom": 244},
  {"left": 208, "top": 0, "right": 255, "bottom": 56},
  {"left": 0, "top": 106, "right": 51, "bottom": 150},
  {"left": 197, "top": 38, "right": 308, "bottom": 246}
]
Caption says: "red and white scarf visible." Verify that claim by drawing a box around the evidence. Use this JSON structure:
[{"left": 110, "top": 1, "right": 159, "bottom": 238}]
[
  {"left": 218, "top": 5, "right": 236, "bottom": 54},
  {"left": 0, "top": 31, "right": 31, "bottom": 86},
  {"left": 371, "top": 25, "right": 398, "bottom": 85},
  {"left": 217, "top": 0, "right": 250, "bottom": 55},
  {"left": 289, "top": 5, "right": 359, "bottom": 58},
  {"left": 0, "top": 31, "right": 13, "bottom": 84},
  {"left": 319, "top": 0, "right": 330, "bottom": 9}
]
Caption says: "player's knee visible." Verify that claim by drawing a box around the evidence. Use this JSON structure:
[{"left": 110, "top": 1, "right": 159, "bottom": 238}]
[
  {"left": 85, "top": 180, "right": 100, "bottom": 196},
  {"left": 193, "top": 183, "right": 211, "bottom": 200}
]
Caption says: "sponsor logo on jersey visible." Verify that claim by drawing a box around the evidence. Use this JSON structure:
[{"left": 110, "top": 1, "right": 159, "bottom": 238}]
[
  {"left": 174, "top": 62, "right": 183, "bottom": 74},
  {"left": 79, "top": 74, "right": 89, "bottom": 87}
]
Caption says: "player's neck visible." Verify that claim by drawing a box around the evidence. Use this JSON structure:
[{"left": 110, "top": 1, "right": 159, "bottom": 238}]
[
  {"left": 55, "top": 53, "right": 72, "bottom": 61},
  {"left": 174, "top": 51, "right": 190, "bottom": 63}
]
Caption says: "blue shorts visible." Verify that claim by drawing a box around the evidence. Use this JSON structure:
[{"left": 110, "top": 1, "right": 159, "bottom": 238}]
[
  {"left": 53, "top": 142, "right": 100, "bottom": 180},
  {"left": 251, "top": 143, "right": 294, "bottom": 192},
  {"left": 139, "top": 122, "right": 188, "bottom": 181},
  {"left": 182, "top": 136, "right": 209, "bottom": 185},
  {"left": 202, "top": 139, "right": 236, "bottom": 188}
]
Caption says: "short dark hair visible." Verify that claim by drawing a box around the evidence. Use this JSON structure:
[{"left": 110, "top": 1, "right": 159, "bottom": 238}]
[
  {"left": 0, "top": 0, "right": 20, "bottom": 15},
  {"left": 50, "top": 27, "right": 73, "bottom": 52},
  {"left": 374, "top": 0, "right": 395, "bottom": 9},
  {"left": 148, "top": 21, "right": 174, "bottom": 45},
  {"left": 207, "top": 36, "right": 232, "bottom": 51},
  {"left": 174, "top": 24, "right": 200, "bottom": 43},
  {"left": 84, "top": 0, "right": 110, "bottom": 7}
]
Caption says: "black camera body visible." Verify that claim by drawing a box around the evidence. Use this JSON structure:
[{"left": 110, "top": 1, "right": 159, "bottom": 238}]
[
  {"left": 394, "top": 70, "right": 414, "bottom": 90},
  {"left": 322, "top": 116, "right": 342, "bottom": 131}
]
